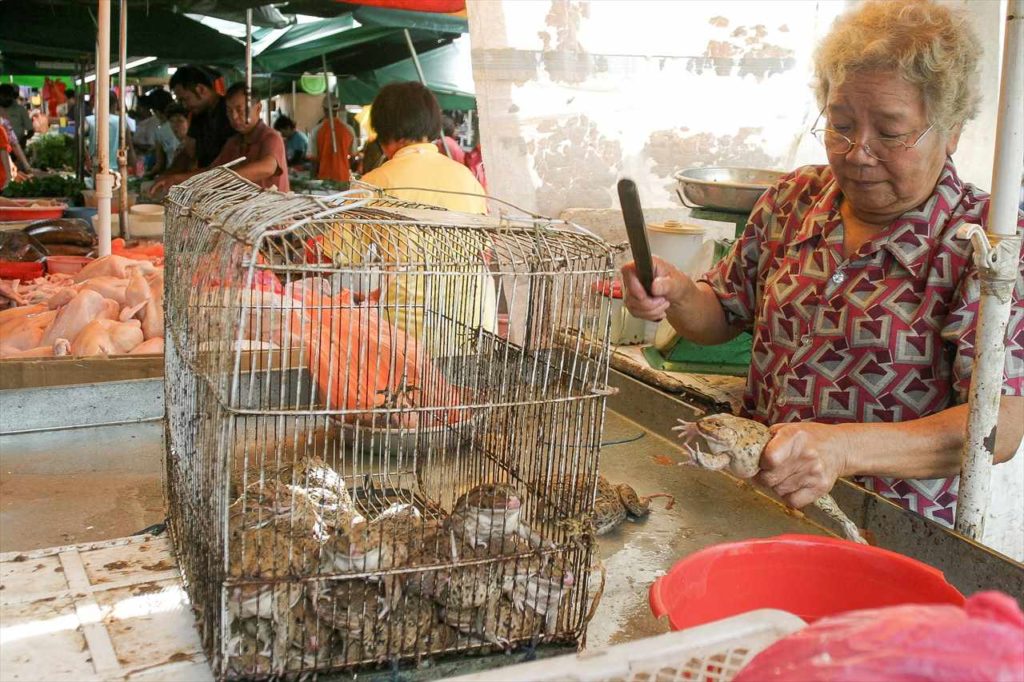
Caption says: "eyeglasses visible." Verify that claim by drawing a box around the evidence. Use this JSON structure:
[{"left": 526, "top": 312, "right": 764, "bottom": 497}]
[{"left": 810, "top": 124, "right": 934, "bottom": 162}]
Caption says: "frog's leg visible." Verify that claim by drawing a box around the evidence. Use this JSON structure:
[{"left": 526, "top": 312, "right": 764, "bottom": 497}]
[{"left": 814, "top": 494, "right": 868, "bottom": 545}]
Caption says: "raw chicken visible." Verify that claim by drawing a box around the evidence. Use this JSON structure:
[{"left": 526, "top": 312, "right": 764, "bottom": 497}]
[
  {"left": 123, "top": 268, "right": 163, "bottom": 340},
  {"left": 70, "top": 318, "right": 144, "bottom": 356},
  {"left": 1, "top": 339, "right": 71, "bottom": 358},
  {"left": 81, "top": 276, "right": 130, "bottom": 305},
  {"left": 128, "top": 337, "right": 164, "bottom": 355},
  {"left": 73, "top": 254, "right": 155, "bottom": 283},
  {"left": 40, "top": 289, "right": 119, "bottom": 346},
  {"left": 0, "top": 303, "right": 47, "bottom": 326},
  {"left": 0, "top": 308, "right": 58, "bottom": 353}
]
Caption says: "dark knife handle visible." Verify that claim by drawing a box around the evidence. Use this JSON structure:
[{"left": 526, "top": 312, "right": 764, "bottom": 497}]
[{"left": 617, "top": 178, "right": 655, "bottom": 296}]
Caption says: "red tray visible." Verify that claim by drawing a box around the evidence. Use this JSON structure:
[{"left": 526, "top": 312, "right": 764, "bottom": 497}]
[
  {"left": 0, "top": 261, "right": 45, "bottom": 280},
  {"left": 0, "top": 203, "right": 68, "bottom": 222}
]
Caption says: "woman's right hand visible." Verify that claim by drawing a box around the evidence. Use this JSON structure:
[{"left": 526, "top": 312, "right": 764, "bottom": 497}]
[{"left": 621, "top": 256, "right": 694, "bottom": 321}]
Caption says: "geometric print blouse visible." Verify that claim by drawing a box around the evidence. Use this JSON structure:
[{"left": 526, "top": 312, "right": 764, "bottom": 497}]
[{"left": 700, "top": 160, "right": 1024, "bottom": 527}]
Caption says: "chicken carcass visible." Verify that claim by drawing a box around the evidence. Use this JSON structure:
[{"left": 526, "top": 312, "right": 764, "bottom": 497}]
[
  {"left": 123, "top": 268, "right": 164, "bottom": 340},
  {"left": 73, "top": 254, "right": 155, "bottom": 283},
  {"left": 0, "top": 308, "right": 58, "bottom": 353},
  {"left": 1, "top": 339, "right": 71, "bottom": 358},
  {"left": 41, "top": 289, "right": 120, "bottom": 346},
  {"left": 128, "top": 337, "right": 164, "bottom": 355},
  {"left": 0, "top": 303, "right": 48, "bottom": 327},
  {"left": 81, "top": 276, "right": 130, "bottom": 305},
  {"left": 70, "top": 318, "right": 144, "bottom": 356}
]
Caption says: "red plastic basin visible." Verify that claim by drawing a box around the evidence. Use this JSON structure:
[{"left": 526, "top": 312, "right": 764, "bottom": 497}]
[{"left": 650, "top": 534, "right": 964, "bottom": 630}]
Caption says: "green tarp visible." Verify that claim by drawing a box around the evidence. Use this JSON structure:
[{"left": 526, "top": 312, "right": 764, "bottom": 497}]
[{"left": 0, "top": 4, "right": 244, "bottom": 70}]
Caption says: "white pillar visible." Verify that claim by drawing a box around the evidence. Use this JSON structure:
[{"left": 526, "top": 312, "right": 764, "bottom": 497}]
[{"left": 955, "top": 0, "right": 1024, "bottom": 539}]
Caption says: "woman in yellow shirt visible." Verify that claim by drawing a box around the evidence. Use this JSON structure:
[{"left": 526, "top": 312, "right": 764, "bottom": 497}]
[{"left": 323, "top": 82, "right": 495, "bottom": 357}]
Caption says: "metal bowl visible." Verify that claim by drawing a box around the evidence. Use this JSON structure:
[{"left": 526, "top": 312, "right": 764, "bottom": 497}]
[{"left": 674, "top": 167, "right": 784, "bottom": 212}]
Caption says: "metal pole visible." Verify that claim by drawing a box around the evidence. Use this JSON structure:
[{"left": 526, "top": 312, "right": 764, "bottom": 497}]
[
  {"left": 291, "top": 79, "right": 297, "bottom": 117},
  {"left": 954, "top": 0, "right": 1024, "bottom": 540},
  {"left": 117, "top": 0, "right": 130, "bottom": 240},
  {"left": 75, "top": 60, "right": 86, "bottom": 183},
  {"left": 321, "top": 54, "right": 337, "bottom": 154},
  {"left": 245, "top": 9, "right": 253, "bottom": 120},
  {"left": 266, "top": 75, "right": 272, "bottom": 126},
  {"left": 95, "top": 0, "right": 113, "bottom": 257},
  {"left": 403, "top": 28, "right": 452, "bottom": 158}
]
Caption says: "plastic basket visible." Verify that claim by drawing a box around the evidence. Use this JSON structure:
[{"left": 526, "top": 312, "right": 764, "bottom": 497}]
[{"left": 444, "top": 609, "right": 805, "bottom": 682}]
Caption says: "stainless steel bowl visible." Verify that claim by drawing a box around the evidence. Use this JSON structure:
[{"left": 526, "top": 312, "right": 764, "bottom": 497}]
[{"left": 674, "top": 167, "right": 784, "bottom": 212}]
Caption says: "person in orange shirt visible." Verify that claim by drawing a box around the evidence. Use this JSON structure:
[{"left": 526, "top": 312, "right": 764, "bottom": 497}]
[{"left": 310, "top": 97, "right": 355, "bottom": 183}]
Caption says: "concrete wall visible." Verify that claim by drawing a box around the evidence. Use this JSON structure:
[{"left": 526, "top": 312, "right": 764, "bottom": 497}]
[{"left": 467, "top": 0, "right": 1006, "bottom": 221}]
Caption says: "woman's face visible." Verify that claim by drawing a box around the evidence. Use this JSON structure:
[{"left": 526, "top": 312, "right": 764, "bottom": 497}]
[{"left": 823, "top": 70, "right": 961, "bottom": 226}]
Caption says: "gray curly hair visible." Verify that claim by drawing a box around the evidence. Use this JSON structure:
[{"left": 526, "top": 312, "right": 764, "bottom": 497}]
[{"left": 813, "top": 0, "right": 982, "bottom": 131}]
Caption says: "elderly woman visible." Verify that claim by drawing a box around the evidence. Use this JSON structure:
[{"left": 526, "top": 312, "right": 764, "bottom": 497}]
[{"left": 623, "top": 0, "right": 1023, "bottom": 527}]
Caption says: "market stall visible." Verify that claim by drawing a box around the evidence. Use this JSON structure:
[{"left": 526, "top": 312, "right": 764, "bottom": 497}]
[{"left": 1, "top": 0, "right": 1022, "bottom": 680}]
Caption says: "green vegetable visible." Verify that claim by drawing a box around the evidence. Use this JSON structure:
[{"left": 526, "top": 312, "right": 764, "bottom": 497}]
[
  {"left": 2, "top": 175, "right": 86, "bottom": 201},
  {"left": 25, "top": 133, "right": 76, "bottom": 171}
]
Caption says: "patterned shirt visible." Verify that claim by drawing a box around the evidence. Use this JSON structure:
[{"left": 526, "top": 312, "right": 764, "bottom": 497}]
[{"left": 701, "top": 161, "right": 1024, "bottom": 526}]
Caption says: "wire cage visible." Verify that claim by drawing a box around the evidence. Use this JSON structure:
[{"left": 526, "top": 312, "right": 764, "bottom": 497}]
[{"left": 163, "top": 168, "right": 617, "bottom": 678}]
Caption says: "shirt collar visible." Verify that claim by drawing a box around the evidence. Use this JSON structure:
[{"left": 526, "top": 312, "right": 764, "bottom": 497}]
[
  {"left": 393, "top": 142, "right": 439, "bottom": 159},
  {"left": 791, "top": 160, "right": 964, "bottom": 278}
]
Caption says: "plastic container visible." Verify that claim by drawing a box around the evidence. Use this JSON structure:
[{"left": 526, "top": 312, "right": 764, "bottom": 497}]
[
  {"left": 46, "top": 255, "right": 93, "bottom": 275},
  {"left": 650, "top": 534, "right": 965, "bottom": 631},
  {"left": 81, "top": 190, "right": 137, "bottom": 211},
  {"left": 446, "top": 609, "right": 806, "bottom": 682},
  {"left": 0, "top": 261, "right": 45, "bottom": 280},
  {"left": 91, "top": 212, "right": 164, "bottom": 239},
  {"left": 591, "top": 280, "right": 646, "bottom": 345},
  {"left": 63, "top": 206, "right": 99, "bottom": 222},
  {"left": 647, "top": 220, "right": 708, "bottom": 278}
]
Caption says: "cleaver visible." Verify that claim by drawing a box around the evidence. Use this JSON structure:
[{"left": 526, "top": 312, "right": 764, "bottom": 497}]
[{"left": 617, "top": 178, "right": 655, "bottom": 296}]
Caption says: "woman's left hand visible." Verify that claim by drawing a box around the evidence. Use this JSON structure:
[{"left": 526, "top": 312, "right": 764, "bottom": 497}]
[{"left": 757, "top": 422, "right": 850, "bottom": 508}]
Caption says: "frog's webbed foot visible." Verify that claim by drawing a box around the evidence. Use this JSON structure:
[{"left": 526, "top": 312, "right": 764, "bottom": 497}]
[
  {"left": 672, "top": 418, "right": 700, "bottom": 442},
  {"left": 814, "top": 494, "right": 868, "bottom": 545}
]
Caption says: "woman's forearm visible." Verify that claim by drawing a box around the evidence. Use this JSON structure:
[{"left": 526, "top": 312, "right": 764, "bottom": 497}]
[
  {"left": 838, "top": 396, "right": 1024, "bottom": 479},
  {"left": 665, "top": 281, "right": 739, "bottom": 346}
]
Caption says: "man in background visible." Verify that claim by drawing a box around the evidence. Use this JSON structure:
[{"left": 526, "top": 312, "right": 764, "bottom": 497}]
[
  {"left": 150, "top": 65, "right": 233, "bottom": 195},
  {"left": 310, "top": 96, "right": 355, "bottom": 183},
  {"left": 153, "top": 84, "right": 288, "bottom": 192}
]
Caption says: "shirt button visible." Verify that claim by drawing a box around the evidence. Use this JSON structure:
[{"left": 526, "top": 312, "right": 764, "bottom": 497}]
[
  {"left": 800, "top": 334, "right": 813, "bottom": 345},
  {"left": 830, "top": 271, "right": 846, "bottom": 284},
  {"left": 777, "top": 394, "right": 788, "bottom": 407}
]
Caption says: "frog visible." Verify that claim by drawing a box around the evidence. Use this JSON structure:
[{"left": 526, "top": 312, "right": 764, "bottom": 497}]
[
  {"left": 552, "top": 475, "right": 674, "bottom": 536},
  {"left": 227, "top": 480, "right": 324, "bottom": 578},
  {"left": 674, "top": 413, "right": 867, "bottom": 544},
  {"left": 363, "top": 594, "right": 438, "bottom": 662},
  {"left": 320, "top": 519, "right": 409, "bottom": 611},
  {"left": 448, "top": 483, "right": 546, "bottom": 550}
]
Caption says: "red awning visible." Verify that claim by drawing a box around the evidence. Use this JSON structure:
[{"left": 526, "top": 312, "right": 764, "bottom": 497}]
[{"left": 337, "top": 0, "right": 465, "bottom": 13}]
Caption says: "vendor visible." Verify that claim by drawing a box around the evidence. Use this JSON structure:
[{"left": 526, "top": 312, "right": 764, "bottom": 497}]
[
  {"left": 149, "top": 65, "right": 233, "bottom": 195},
  {"left": 622, "top": 0, "right": 1024, "bottom": 527},
  {"left": 150, "top": 84, "right": 288, "bottom": 192}
]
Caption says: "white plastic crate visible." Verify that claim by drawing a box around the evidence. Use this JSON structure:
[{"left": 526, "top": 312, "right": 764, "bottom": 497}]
[{"left": 445, "top": 609, "right": 805, "bottom": 682}]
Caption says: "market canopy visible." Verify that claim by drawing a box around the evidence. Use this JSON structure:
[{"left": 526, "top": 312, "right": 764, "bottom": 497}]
[
  {"left": 250, "top": 7, "right": 467, "bottom": 75},
  {"left": 0, "top": 3, "right": 244, "bottom": 74}
]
